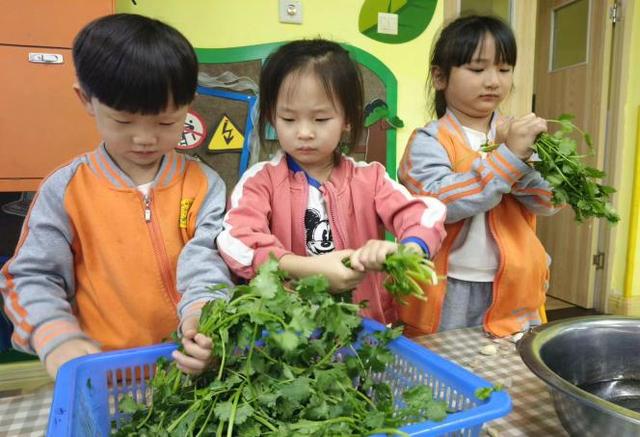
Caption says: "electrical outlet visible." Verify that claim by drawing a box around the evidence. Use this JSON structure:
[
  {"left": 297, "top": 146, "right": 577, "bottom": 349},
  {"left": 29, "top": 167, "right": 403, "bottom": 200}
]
[
  {"left": 377, "top": 12, "right": 398, "bottom": 35},
  {"left": 279, "top": 0, "right": 303, "bottom": 24}
]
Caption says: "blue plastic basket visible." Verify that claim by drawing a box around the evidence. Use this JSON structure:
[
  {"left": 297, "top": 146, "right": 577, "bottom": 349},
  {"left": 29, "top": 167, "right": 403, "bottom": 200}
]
[{"left": 48, "top": 319, "right": 511, "bottom": 436}]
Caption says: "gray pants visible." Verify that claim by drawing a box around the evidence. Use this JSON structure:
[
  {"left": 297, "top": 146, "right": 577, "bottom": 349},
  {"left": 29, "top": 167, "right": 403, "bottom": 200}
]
[{"left": 438, "top": 277, "right": 493, "bottom": 332}]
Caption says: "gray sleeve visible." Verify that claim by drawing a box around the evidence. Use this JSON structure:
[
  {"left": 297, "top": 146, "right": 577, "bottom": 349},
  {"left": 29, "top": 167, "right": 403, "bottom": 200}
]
[
  {"left": 399, "top": 128, "right": 538, "bottom": 223},
  {"left": 176, "top": 164, "right": 233, "bottom": 319},
  {"left": 511, "top": 166, "right": 559, "bottom": 216},
  {"left": 1, "top": 163, "right": 89, "bottom": 357}
]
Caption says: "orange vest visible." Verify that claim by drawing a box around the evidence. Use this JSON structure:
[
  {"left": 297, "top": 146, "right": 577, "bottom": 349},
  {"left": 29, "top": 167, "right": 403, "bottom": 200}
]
[{"left": 399, "top": 115, "right": 548, "bottom": 337}]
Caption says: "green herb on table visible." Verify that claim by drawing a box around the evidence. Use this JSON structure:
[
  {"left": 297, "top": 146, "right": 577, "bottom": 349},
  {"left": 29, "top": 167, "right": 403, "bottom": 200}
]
[
  {"left": 112, "top": 258, "right": 447, "bottom": 436},
  {"left": 481, "top": 114, "right": 619, "bottom": 224},
  {"left": 475, "top": 383, "right": 505, "bottom": 401}
]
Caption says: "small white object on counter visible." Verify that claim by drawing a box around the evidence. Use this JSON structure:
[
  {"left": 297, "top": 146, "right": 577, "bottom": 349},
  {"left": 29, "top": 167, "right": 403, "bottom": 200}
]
[{"left": 479, "top": 344, "right": 498, "bottom": 356}]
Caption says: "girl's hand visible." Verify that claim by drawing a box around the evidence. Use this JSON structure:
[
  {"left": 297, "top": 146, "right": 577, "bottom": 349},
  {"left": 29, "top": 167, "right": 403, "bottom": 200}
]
[
  {"left": 348, "top": 240, "right": 398, "bottom": 272},
  {"left": 311, "top": 250, "right": 366, "bottom": 292},
  {"left": 173, "top": 315, "right": 214, "bottom": 375},
  {"left": 505, "top": 113, "right": 547, "bottom": 160},
  {"left": 279, "top": 251, "right": 365, "bottom": 292},
  {"left": 494, "top": 116, "right": 512, "bottom": 145}
]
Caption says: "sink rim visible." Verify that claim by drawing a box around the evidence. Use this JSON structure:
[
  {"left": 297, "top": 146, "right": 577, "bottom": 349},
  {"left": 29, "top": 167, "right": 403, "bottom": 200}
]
[{"left": 518, "top": 315, "right": 640, "bottom": 423}]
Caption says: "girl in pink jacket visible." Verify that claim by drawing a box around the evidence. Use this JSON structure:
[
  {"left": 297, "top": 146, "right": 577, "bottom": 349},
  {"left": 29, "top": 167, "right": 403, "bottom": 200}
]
[{"left": 217, "top": 39, "right": 446, "bottom": 324}]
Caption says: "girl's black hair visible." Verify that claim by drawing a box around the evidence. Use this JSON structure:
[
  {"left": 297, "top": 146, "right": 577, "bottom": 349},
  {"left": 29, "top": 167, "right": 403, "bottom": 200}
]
[
  {"left": 72, "top": 13, "right": 198, "bottom": 114},
  {"left": 430, "top": 15, "right": 517, "bottom": 117},
  {"left": 258, "top": 39, "right": 364, "bottom": 148}
]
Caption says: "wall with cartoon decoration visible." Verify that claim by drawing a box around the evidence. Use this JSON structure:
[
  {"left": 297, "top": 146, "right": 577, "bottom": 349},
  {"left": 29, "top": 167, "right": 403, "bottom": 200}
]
[{"left": 116, "top": 0, "right": 441, "bottom": 187}]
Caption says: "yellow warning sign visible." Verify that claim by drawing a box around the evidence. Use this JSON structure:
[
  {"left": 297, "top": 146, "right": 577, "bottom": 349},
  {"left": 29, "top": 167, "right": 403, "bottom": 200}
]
[{"left": 207, "top": 114, "right": 244, "bottom": 151}]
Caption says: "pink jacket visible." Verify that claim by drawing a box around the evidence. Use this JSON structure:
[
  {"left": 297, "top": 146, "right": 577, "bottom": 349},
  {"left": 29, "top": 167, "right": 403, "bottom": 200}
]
[{"left": 217, "top": 152, "right": 446, "bottom": 324}]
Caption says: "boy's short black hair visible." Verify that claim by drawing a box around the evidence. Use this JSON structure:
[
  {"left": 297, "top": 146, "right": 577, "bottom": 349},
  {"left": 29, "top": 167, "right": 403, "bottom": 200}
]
[
  {"left": 430, "top": 15, "right": 517, "bottom": 117},
  {"left": 258, "top": 39, "right": 364, "bottom": 147},
  {"left": 73, "top": 13, "right": 198, "bottom": 114}
]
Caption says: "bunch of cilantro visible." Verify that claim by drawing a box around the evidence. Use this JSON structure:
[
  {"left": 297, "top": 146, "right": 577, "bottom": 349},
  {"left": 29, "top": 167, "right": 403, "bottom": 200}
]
[
  {"left": 483, "top": 114, "right": 619, "bottom": 223},
  {"left": 342, "top": 244, "right": 438, "bottom": 305},
  {"left": 113, "top": 258, "right": 448, "bottom": 436}
]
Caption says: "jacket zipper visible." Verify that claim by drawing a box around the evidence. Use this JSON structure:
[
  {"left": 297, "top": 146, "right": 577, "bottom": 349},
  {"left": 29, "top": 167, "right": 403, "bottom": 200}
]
[
  {"left": 323, "top": 185, "right": 345, "bottom": 250},
  {"left": 142, "top": 192, "right": 180, "bottom": 306}
]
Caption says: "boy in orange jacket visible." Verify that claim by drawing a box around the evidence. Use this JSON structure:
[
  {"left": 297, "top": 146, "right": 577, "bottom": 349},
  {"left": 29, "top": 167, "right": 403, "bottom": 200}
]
[{"left": 0, "top": 14, "right": 232, "bottom": 378}]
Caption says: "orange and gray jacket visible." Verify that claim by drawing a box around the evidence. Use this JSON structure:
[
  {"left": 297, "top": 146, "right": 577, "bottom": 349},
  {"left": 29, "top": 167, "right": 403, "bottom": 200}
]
[
  {"left": 398, "top": 111, "right": 558, "bottom": 337},
  {"left": 0, "top": 145, "right": 232, "bottom": 360}
]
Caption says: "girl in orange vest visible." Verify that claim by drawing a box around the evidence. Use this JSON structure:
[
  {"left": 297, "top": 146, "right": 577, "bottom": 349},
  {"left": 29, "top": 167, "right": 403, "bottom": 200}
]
[{"left": 398, "top": 15, "right": 559, "bottom": 337}]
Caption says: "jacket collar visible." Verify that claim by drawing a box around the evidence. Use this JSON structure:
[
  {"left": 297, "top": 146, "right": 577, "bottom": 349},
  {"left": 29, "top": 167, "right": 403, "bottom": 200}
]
[
  {"left": 86, "top": 143, "right": 187, "bottom": 189},
  {"left": 442, "top": 109, "right": 499, "bottom": 148},
  {"left": 286, "top": 154, "right": 322, "bottom": 189},
  {"left": 283, "top": 151, "right": 351, "bottom": 193}
]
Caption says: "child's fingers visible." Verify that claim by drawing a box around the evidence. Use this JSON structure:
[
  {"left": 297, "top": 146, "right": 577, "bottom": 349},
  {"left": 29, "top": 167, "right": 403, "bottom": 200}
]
[
  {"left": 348, "top": 250, "right": 366, "bottom": 272},
  {"left": 181, "top": 337, "right": 213, "bottom": 361},
  {"left": 175, "top": 362, "right": 201, "bottom": 376},
  {"left": 172, "top": 349, "right": 210, "bottom": 374},
  {"left": 193, "top": 333, "right": 213, "bottom": 350},
  {"left": 370, "top": 248, "right": 389, "bottom": 269},
  {"left": 342, "top": 270, "right": 365, "bottom": 290},
  {"left": 535, "top": 117, "right": 547, "bottom": 133},
  {"left": 180, "top": 316, "right": 199, "bottom": 337},
  {"left": 82, "top": 342, "right": 102, "bottom": 355},
  {"left": 360, "top": 240, "right": 396, "bottom": 270}
]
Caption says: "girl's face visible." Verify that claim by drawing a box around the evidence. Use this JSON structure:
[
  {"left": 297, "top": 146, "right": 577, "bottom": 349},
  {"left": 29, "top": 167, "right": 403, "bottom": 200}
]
[
  {"left": 434, "top": 33, "right": 514, "bottom": 131},
  {"left": 274, "top": 70, "right": 348, "bottom": 175}
]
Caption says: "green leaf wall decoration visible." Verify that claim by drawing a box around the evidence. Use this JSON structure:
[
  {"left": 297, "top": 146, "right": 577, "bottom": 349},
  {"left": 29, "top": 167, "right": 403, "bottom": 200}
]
[{"left": 359, "top": 0, "right": 437, "bottom": 44}]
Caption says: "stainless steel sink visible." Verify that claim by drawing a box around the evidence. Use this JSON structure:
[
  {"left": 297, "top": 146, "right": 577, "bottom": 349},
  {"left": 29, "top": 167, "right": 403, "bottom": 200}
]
[{"left": 518, "top": 316, "right": 640, "bottom": 436}]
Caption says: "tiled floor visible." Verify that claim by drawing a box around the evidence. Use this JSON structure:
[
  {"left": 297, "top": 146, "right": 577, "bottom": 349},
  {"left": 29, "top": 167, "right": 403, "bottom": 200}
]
[
  {"left": 545, "top": 295, "right": 603, "bottom": 322},
  {"left": 545, "top": 295, "right": 575, "bottom": 311}
]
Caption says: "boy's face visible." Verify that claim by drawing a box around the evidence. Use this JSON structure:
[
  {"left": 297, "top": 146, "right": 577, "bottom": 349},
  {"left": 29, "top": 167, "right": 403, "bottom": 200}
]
[{"left": 74, "top": 85, "right": 189, "bottom": 184}]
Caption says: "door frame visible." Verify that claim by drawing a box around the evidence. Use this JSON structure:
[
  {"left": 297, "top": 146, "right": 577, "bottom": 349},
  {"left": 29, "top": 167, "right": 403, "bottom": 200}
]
[
  {"left": 600, "top": 0, "right": 634, "bottom": 313},
  {"left": 444, "top": 0, "right": 626, "bottom": 311}
]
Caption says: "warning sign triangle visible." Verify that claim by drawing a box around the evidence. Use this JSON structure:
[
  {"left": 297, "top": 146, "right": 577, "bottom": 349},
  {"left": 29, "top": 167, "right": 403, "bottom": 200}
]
[{"left": 208, "top": 114, "right": 244, "bottom": 151}]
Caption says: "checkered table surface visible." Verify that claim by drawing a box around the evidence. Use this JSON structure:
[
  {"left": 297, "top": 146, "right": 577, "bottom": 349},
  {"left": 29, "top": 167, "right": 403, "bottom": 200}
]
[
  {"left": 416, "top": 328, "right": 567, "bottom": 436},
  {"left": 0, "top": 386, "right": 51, "bottom": 437},
  {"left": 0, "top": 328, "right": 567, "bottom": 436}
]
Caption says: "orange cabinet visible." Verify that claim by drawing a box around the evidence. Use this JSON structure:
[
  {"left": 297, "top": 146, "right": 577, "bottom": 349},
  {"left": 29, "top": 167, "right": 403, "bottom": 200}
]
[{"left": 0, "top": 1, "right": 113, "bottom": 191}]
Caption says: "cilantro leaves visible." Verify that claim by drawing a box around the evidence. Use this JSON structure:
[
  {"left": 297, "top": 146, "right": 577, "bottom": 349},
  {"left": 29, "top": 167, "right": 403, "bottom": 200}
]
[
  {"left": 482, "top": 114, "right": 619, "bottom": 224},
  {"left": 532, "top": 115, "right": 619, "bottom": 223},
  {"left": 112, "top": 258, "right": 447, "bottom": 436}
]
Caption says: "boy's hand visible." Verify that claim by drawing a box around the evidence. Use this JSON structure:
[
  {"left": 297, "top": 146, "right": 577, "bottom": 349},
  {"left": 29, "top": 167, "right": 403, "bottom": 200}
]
[
  {"left": 45, "top": 338, "right": 101, "bottom": 379},
  {"left": 505, "top": 113, "right": 547, "bottom": 160},
  {"left": 172, "top": 315, "right": 214, "bottom": 375},
  {"left": 348, "top": 240, "right": 398, "bottom": 272}
]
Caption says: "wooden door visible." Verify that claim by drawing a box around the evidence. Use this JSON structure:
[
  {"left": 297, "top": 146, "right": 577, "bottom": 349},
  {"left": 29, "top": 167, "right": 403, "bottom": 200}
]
[{"left": 534, "top": 0, "right": 613, "bottom": 307}]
